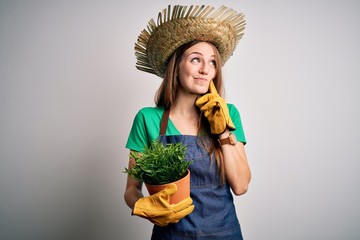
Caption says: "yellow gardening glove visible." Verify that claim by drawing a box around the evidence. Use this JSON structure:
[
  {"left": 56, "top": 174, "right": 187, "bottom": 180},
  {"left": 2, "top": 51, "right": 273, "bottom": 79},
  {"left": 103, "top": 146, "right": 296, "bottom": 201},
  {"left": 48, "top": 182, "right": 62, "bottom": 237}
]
[
  {"left": 132, "top": 184, "right": 194, "bottom": 226},
  {"left": 195, "top": 81, "right": 236, "bottom": 134}
]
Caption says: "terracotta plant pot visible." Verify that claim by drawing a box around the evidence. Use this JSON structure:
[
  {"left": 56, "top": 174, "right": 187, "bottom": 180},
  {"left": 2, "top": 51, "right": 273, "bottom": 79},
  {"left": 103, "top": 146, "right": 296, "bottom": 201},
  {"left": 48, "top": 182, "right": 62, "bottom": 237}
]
[{"left": 145, "top": 170, "right": 190, "bottom": 204}]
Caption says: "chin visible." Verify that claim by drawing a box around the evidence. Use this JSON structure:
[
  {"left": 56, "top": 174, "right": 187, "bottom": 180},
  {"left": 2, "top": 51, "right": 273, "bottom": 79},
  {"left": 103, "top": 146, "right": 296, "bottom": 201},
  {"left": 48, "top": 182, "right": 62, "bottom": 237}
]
[
  {"left": 200, "top": 88, "right": 209, "bottom": 94},
  {"left": 189, "top": 86, "right": 209, "bottom": 95},
  {"left": 192, "top": 89, "right": 207, "bottom": 95}
]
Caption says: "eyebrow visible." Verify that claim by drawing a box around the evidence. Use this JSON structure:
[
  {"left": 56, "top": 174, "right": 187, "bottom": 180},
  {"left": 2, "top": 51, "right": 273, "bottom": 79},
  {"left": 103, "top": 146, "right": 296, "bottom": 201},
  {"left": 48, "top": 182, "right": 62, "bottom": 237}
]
[{"left": 188, "top": 51, "right": 215, "bottom": 57}]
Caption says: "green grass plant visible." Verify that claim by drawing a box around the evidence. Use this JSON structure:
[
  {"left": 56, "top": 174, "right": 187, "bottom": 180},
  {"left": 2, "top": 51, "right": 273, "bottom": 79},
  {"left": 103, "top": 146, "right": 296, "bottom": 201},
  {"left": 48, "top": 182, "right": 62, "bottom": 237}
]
[{"left": 124, "top": 140, "right": 192, "bottom": 185}]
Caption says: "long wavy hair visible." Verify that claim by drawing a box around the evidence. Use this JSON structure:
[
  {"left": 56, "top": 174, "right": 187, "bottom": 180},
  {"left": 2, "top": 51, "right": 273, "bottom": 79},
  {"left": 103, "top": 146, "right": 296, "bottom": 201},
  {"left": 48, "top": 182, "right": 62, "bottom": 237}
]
[{"left": 155, "top": 40, "right": 226, "bottom": 183}]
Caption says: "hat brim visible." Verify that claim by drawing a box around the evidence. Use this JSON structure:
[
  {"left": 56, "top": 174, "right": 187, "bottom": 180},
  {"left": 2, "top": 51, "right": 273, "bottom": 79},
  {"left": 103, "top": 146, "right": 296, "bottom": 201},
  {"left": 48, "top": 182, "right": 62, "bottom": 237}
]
[{"left": 135, "top": 5, "right": 245, "bottom": 78}]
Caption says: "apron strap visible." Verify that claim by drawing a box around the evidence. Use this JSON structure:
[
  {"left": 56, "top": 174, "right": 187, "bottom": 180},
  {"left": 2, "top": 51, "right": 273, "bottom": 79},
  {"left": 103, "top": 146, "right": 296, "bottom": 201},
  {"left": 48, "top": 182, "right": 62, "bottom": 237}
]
[{"left": 160, "top": 108, "right": 170, "bottom": 135}]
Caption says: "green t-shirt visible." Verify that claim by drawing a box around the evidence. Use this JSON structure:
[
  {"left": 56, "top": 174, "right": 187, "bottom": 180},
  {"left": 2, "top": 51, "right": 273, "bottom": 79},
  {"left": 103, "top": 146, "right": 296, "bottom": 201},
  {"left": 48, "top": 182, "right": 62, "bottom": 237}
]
[{"left": 125, "top": 104, "right": 246, "bottom": 152}]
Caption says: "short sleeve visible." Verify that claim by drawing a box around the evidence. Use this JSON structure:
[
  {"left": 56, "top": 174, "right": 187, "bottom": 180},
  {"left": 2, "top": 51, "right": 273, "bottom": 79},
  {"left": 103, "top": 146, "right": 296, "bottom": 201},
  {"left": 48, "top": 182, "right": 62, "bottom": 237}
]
[
  {"left": 125, "top": 110, "right": 151, "bottom": 152},
  {"left": 228, "top": 104, "right": 247, "bottom": 144}
]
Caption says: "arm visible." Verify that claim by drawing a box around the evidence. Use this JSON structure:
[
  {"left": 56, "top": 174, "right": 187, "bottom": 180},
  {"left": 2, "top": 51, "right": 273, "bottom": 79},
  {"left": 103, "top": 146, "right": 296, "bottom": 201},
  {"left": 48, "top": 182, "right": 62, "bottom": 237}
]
[
  {"left": 219, "top": 130, "right": 251, "bottom": 196},
  {"left": 124, "top": 154, "right": 143, "bottom": 209},
  {"left": 195, "top": 81, "right": 251, "bottom": 195},
  {"left": 123, "top": 151, "right": 195, "bottom": 226}
]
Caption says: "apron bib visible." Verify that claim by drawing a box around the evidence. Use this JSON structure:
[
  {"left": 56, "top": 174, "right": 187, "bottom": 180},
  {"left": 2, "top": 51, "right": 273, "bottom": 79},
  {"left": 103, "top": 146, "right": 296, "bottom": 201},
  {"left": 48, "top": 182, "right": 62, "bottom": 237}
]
[{"left": 151, "top": 109, "right": 243, "bottom": 240}]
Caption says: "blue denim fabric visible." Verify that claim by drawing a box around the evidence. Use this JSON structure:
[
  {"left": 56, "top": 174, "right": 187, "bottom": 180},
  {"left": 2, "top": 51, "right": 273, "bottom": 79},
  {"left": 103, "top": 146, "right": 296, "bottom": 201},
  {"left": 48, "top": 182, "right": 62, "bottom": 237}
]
[{"left": 151, "top": 135, "right": 243, "bottom": 240}]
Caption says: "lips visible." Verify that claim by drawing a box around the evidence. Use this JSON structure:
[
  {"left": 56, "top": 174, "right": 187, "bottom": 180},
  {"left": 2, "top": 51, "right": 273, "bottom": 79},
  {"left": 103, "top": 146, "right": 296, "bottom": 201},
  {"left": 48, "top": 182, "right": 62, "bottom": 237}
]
[{"left": 194, "top": 77, "right": 207, "bottom": 81}]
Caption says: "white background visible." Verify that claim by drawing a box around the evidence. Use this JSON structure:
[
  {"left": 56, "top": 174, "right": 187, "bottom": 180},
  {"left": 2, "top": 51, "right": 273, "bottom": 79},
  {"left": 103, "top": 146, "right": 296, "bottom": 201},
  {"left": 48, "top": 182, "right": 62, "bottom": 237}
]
[{"left": 1, "top": 0, "right": 359, "bottom": 239}]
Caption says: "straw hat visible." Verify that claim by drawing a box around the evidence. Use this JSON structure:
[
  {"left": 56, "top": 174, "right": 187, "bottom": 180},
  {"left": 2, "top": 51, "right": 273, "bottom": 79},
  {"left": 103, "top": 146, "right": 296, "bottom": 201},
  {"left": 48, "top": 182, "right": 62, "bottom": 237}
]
[{"left": 135, "top": 5, "right": 246, "bottom": 78}]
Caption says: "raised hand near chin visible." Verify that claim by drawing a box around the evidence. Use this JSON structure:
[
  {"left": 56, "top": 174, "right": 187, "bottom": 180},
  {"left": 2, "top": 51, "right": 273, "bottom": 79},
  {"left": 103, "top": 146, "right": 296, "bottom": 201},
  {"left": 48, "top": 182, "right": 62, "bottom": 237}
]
[{"left": 195, "top": 81, "right": 235, "bottom": 135}]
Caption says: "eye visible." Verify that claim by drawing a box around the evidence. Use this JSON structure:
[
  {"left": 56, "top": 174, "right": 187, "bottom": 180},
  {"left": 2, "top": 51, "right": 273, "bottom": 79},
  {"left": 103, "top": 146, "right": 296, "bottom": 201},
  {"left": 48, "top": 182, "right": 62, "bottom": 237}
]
[
  {"left": 190, "top": 57, "right": 200, "bottom": 63},
  {"left": 210, "top": 60, "right": 217, "bottom": 67}
]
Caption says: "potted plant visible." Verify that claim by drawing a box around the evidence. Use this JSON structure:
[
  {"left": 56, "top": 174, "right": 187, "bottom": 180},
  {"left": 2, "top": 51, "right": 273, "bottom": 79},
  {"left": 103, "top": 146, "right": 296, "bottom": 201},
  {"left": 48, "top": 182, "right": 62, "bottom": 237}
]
[{"left": 124, "top": 140, "right": 192, "bottom": 204}]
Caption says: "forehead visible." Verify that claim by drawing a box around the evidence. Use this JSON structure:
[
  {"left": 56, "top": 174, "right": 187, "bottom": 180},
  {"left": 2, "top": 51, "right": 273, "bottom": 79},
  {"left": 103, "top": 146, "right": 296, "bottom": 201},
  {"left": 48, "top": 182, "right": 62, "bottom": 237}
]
[{"left": 185, "top": 42, "right": 215, "bottom": 56}]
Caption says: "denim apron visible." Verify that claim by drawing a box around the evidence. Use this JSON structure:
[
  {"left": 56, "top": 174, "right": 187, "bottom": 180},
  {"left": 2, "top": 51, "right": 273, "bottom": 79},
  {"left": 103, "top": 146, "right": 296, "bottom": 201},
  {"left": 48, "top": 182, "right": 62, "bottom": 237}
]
[{"left": 151, "top": 109, "right": 243, "bottom": 240}]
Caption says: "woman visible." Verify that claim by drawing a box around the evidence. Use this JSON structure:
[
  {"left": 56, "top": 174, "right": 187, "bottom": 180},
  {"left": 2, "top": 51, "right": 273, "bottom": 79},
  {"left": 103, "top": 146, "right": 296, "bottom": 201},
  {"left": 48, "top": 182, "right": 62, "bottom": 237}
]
[{"left": 124, "top": 5, "right": 251, "bottom": 239}]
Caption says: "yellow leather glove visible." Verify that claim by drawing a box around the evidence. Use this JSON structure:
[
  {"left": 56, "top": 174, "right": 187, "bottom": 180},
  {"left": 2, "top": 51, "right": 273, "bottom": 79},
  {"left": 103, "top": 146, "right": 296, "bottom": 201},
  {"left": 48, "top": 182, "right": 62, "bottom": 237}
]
[
  {"left": 132, "top": 184, "right": 195, "bottom": 226},
  {"left": 195, "top": 81, "right": 236, "bottom": 134}
]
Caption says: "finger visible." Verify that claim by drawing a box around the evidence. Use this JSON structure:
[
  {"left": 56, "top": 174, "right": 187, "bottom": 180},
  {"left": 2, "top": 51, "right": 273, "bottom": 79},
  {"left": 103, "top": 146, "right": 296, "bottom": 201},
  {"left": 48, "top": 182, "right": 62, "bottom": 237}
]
[
  {"left": 219, "top": 106, "right": 236, "bottom": 130},
  {"left": 209, "top": 81, "right": 219, "bottom": 95},
  {"left": 195, "top": 93, "right": 216, "bottom": 107},
  {"left": 174, "top": 204, "right": 195, "bottom": 219},
  {"left": 199, "top": 98, "right": 222, "bottom": 111},
  {"left": 160, "top": 183, "right": 178, "bottom": 198},
  {"left": 151, "top": 219, "right": 168, "bottom": 227},
  {"left": 171, "top": 197, "right": 193, "bottom": 212}
]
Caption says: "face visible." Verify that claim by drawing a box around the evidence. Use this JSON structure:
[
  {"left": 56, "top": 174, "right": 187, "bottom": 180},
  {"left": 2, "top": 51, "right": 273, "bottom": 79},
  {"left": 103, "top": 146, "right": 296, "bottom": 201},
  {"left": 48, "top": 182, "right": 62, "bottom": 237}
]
[{"left": 177, "top": 42, "right": 217, "bottom": 95}]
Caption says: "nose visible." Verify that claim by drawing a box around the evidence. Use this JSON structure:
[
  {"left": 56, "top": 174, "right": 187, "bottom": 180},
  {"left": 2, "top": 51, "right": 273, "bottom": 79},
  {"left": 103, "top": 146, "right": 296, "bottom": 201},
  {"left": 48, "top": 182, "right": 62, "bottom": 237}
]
[{"left": 199, "top": 62, "right": 209, "bottom": 75}]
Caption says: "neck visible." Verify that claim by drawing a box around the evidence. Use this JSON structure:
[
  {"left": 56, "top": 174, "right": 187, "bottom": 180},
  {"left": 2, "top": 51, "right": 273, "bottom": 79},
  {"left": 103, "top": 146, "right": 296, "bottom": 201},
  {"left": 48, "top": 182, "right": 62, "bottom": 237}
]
[
  {"left": 171, "top": 92, "right": 199, "bottom": 117},
  {"left": 170, "top": 97, "right": 201, "bottom": 135}
]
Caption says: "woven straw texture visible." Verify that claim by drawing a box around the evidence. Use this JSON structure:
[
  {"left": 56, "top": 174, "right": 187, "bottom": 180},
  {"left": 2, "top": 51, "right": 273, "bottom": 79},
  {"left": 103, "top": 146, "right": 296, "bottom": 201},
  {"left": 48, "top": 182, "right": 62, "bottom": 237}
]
[{"left": 135, "top": 5, "right": 246, "bottom": 77}]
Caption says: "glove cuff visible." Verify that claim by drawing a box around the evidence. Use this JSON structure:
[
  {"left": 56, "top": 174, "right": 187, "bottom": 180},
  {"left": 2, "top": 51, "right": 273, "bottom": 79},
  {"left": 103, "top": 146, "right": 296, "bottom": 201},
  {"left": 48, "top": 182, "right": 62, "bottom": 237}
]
[{"left": 131, "top": 198, "right": 142, "bottom": 216}]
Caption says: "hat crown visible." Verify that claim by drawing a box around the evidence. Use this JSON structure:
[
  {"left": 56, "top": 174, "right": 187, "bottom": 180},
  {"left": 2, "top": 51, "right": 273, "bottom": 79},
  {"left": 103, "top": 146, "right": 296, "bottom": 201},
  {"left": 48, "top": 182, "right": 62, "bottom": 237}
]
[{"left": 135, "top": 5, "right": 246, "bottom": 77}]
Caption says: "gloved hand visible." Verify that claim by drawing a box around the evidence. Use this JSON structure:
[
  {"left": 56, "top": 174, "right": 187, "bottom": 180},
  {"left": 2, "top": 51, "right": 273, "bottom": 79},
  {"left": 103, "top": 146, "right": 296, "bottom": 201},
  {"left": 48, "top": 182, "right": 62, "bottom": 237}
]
[
  {"left": 195, "top": 81, "right": 236, "bottom": 134},
  {"left": 132, "top": 184, "right": 194, "bottom": 226}
]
